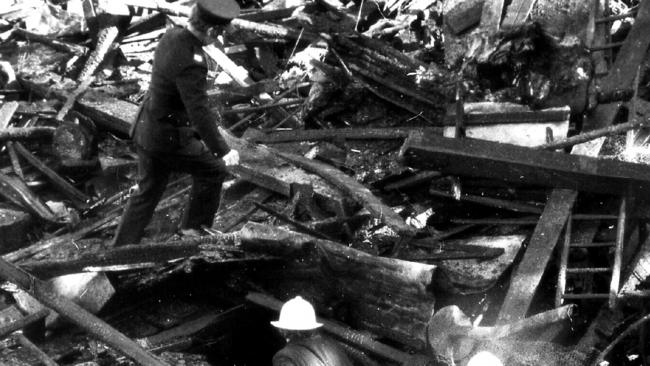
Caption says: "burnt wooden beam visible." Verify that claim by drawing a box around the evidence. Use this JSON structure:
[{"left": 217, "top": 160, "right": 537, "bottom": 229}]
[
  {"left": 21, "top": 235, "right": 241, "bottom": 278},
  {"left": 250, "top": 127, "right": 442, "bottom": 144},
  {"left": 238, "top": 6, "right": 300, "bottom": 22},
  {"left": 13, "top": 142, "right": 91, "bottom": 208},
  {"left": 428, "top": 187, "right": 543, "bottom": 214},
  {"left": 0, "top": 171, "right": 60, "bottom": 223},
  {"left": 443, "top": 106, "right": 571, "bottom": 125},
  {"left": 400, "top": 132, "right": 650, "bottom": 195},
  {"left": 12, "top": 28, "right": 88, "bottom": 57},
  {"left": 252, "top": 201, "right": 336, "bottom": 241},
  {"left": 536, "top": 117, "right": 649, "bottom": 151},
  {"left": 0, "top": 308, "right": 49, "bottom": 339},
  {"left": 0, "top": 127, "right": 55, "bottom": 142},
  {"left": 496, "top": 0, "right": 650, "bottom": 324},
  {"left": 138, "top": 305, "right": 246, "bottom": 350},
  {"left": 0, "top": 258, "right": 169, "bottom": 366},
  {"left": 4, "top": 185, "right": 191, "bottom": 263},
  {"left": 213, "top": 187, "right": 274, "bottom": 232}
]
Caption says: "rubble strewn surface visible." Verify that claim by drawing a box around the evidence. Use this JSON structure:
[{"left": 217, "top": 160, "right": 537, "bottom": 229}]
[{"left": 0, "top": 0, "right": 649, "bottom": 365}]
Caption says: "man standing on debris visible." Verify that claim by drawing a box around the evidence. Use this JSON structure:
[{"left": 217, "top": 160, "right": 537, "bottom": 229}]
[
  {"left": 271, "top": 296, "right": 354, "bottom": 366},
  {"left": 111, "top": 0, "right": 240, "bottom": 246}
]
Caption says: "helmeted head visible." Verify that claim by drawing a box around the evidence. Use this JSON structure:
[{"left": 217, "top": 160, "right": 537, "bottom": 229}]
[
  {"left": 467, "top": 351, "right": 504, "bottom": 366},
  {"left": 271, "top": 296, "right": 323, "bottom": 331},
  {"left": 188, "top": 0, "right": 240, "bottom": 41}
]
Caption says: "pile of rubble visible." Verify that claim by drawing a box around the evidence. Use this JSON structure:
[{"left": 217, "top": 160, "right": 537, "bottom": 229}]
[{"left": 0, "top": 0, "right": 649, "bottom": 365}]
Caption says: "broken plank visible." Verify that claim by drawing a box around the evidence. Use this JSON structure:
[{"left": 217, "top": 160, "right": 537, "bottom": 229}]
[
  {"left": 0, "top": 171, "right": 60, "bottom": 223},
  {"left": 213, "top": 186, "right": 274, "bottom": 232},
  {"left": 501, "top": 0, "right": 537, "bottom": 28},
  {"left": 21, "top": 236, "right": 241, "bottom": 279},
  {"left": 428, "top": 187, "right": 543, "bottom": 214},
  {"left": 13, "top": 142, "right": 91, "bottom": 208},
  {"left": 12, "top": 28, "right": 88, "bottom": 57},
  {"left": 138, "top": 305, "right": 246, "bottom": 349},
  {"left": 400, "top": 132, "right": 650, "bottom": 195},
  {"left": 276, "top": 151, "right": 417, "bottom": 238}
]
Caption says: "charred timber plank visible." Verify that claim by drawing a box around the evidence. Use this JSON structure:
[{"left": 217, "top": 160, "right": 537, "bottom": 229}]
[
  {"left": 276, "top": 151, "right": 417, "bottom": 238},
  {"left": 21, "top": 237, "right": 241, "bottom": 278},
  {"left": 501, "top": 0, "right": 537, "bottom": 28},
  {"left": 13, "top": 142, "right": 91, "bottom": 208},
  {"left": 0, "top": 258, "right": 169, "bottom": 366},
  {"left": 400, "top": 133, "right": 650, "bottom": 195},
  {"left": 138, "top": 305, "right": 246, "bottom": 349},
  {"left": 0, "top": 171, "right": 60, "bottom": 223},
  {"left": 213, "top": 187, "right": 274, "bottom": 232},
  {"left": 0, "top": 308, "right": 48, "bottom": 339},
  {"left": 251, "top": 127, "right": 442, "bottom": 144},
  {"left": 238, "top": 6, "right": 300, "bottom": 22},
  {"left": 0, "top": 127, "right": 55, "bottom": 142},
  {"left": 497, "top": 0, "right": 650, "bottom": 325},
  {"left": 12, "top": 28, "right": 88, "bottom": 57},
  {"left": 4, "top": 186, "right": 192, "bottom": 263},
  {"left": 443, "top": 106, "right": 570, "bottom": 125},
  {"left": 497, "top": 189, "right": 576, "bottom": 323}
]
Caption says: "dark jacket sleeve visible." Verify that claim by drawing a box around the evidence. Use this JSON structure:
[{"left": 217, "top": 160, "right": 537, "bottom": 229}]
[{"left": 175, "top": 61, "right": 230, "bottom": 157}]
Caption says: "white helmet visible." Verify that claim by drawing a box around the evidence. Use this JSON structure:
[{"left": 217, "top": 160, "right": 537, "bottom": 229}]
[
  {"left": 271, "top": 296, "right": 323, "bottom": 331},
  {"left": 467, "top": 351, "right": 503, "bottom": 366}
]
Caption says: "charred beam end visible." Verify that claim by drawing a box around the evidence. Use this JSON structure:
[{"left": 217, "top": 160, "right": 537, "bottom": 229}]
[{"left": 400, "top": 131, "right": 650, "bottom": 195}]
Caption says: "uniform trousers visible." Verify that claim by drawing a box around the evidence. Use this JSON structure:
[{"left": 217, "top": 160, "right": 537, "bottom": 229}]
[{"left": 112, "top": 144, "right": 226, "bottom": 246}]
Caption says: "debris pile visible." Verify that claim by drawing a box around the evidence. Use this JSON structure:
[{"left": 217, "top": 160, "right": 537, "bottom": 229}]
[{"left": 0, "top": 0, "right": 649, "bottom": 365}]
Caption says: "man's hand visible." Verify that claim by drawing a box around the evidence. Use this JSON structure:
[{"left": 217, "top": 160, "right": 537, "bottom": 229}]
[{"left": 222, "top": 149, "right": 240, "bottom": 166}]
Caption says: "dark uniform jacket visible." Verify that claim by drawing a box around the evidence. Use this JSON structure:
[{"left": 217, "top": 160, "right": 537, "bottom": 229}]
[
  {"left": 272, "top": 335, "right": 354, "bottom": 366},
  {"left": 134, "top": 26, "right": 229, "bottom": 156}
]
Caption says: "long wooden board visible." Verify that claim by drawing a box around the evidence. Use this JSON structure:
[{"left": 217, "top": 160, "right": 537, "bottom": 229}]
[{"left": 400, "top": 132, "right": 650, "bottom": 195}]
